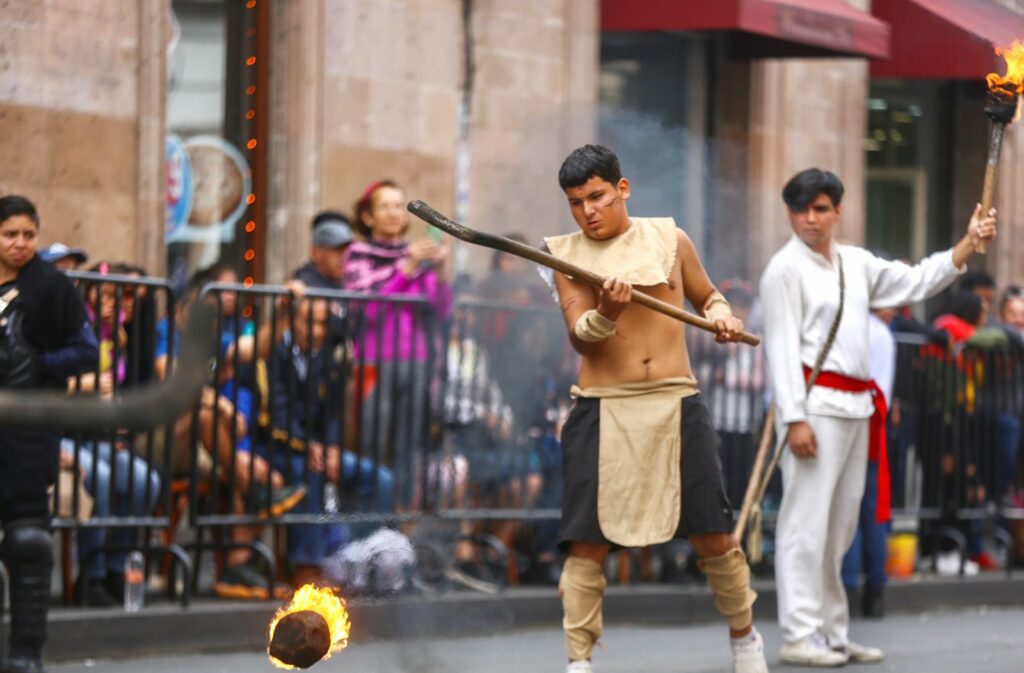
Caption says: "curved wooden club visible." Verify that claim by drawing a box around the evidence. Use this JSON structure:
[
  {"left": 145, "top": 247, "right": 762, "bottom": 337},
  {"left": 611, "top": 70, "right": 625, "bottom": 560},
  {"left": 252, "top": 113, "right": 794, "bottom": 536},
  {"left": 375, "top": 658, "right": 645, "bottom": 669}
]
[{"left": 408, "top": 200, "right": 760, "bottom": 347}]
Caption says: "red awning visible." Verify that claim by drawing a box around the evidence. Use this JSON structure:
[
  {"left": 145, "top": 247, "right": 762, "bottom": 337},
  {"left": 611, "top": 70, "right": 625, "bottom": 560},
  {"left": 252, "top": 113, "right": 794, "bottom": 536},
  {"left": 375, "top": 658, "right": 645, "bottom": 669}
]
[
  {"left": 871, "top": 0, "right": 1024, "bottom": 79},
  {"left": 602, "top": 0, "right": 890, "bottom": 59}
]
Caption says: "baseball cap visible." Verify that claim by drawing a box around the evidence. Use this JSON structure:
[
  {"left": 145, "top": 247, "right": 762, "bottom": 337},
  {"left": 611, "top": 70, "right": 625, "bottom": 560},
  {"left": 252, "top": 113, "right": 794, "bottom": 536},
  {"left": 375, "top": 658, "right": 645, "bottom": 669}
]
[
  {"left": 40, "top": 242, "right": 88, "bottom": 265},
  {"left": 312, "top": 220, "right": 355, "bottom": 248}
]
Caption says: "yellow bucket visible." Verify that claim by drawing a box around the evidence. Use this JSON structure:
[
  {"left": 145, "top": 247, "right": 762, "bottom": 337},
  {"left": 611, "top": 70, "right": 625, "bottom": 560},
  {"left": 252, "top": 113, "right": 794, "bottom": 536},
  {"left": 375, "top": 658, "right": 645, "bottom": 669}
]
[{"left": 886, "top": 533, "right": 917, "bottom": 578}]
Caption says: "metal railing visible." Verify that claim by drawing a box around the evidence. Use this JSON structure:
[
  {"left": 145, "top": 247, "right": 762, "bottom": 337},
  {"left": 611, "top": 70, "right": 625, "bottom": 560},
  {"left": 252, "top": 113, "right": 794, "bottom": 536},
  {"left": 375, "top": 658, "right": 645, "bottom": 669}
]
[{"left": 6, "top": 272, "right": 1024, "bottom": 605}]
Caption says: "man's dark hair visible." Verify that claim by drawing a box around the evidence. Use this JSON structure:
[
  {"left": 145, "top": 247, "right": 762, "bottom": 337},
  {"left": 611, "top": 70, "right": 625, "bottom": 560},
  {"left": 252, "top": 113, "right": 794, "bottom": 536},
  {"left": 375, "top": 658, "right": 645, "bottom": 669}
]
[
  {"left": 782, "top": 169, "right": 844, "bottom": 211},
  {"left": 558, "top": 145, "right": 623, "bottom": 190},
  {"left": 958, "top": 270, "right": 996, "bottom": 293},
  {"left": 0, "top": 195, "right": 40, "bottom": 226},
  {"left": 948, "top": 292, "right": 983, "bottom": 326},
  {"left": 311, "top": 210, "right": 351, "bottom": 230}
]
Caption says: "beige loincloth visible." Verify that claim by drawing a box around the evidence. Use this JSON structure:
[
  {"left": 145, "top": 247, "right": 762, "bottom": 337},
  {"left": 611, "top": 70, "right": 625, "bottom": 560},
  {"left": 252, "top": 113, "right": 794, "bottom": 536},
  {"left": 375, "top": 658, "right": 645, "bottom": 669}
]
[
  {"left": 544, "top": 217, "right": 678, "bottom": 287},
  {"left": 571, "top": 377, "right": 699, "bottom": 547}
]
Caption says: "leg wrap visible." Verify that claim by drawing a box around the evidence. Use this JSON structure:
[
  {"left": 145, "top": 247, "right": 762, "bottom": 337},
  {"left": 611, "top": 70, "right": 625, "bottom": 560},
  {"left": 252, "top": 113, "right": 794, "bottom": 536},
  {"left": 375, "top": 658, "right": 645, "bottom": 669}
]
[
  {"left": 559, "top": 556, "right": 606, "bottom": 661},
  {"left": 698, "top": 547, "right": 757, "bottom": 631},
  {"left": 2, "top": 517, "right": 53, "bottom": 663}
]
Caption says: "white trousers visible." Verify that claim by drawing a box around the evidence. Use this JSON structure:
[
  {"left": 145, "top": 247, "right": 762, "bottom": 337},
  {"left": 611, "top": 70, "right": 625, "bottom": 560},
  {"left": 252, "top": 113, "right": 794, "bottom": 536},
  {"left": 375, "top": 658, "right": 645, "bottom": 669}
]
[{"left": 775, "top": 413, "right": 869, "bottom": 645}]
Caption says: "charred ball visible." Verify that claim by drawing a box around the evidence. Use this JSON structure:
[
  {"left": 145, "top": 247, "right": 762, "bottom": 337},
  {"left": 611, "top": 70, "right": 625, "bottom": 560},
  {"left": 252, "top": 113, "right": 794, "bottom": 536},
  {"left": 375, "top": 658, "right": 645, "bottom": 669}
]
[{"left": 269, "top": 610, "right": 331, "bottom": 669}]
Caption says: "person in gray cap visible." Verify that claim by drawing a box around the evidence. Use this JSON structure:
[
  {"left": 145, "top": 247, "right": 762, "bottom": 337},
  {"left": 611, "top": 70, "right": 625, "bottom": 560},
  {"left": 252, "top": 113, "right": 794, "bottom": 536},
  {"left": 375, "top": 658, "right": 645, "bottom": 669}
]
[
  {"left": 292, "top": 211, "right": 355, "bottom": 289},
  {"left": 39, "top": 243, "right": 88, "bottom": 271}
]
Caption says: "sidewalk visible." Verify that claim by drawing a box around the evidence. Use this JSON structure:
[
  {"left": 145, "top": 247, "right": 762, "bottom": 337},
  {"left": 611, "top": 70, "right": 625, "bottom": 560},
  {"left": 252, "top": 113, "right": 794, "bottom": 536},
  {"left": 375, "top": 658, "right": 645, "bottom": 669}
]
[{"left": 37, "top": 572, "right": 1024, "bottom": 661}]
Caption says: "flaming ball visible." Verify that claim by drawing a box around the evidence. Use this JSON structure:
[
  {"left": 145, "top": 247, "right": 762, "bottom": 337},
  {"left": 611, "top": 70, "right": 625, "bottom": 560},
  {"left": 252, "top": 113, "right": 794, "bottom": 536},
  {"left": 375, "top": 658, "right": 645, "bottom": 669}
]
[
  {"left": 269, "top": 610, "right": 331, "bottom": 669},
  {"left": 268, "top": 584, "right": 351, "bottom": 670}
]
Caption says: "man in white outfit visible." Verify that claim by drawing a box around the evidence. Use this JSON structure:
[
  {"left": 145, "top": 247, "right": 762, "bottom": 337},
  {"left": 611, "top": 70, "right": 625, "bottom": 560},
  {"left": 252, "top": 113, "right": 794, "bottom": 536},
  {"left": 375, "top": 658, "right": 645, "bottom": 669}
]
[{"left": 759, "top": 169, "right": 996, "bottom": 667}]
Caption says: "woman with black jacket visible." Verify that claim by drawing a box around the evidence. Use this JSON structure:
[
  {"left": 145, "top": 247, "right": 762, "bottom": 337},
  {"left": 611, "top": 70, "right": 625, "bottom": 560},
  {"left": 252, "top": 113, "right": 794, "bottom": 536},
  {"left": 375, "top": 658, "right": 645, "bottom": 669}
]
[{"left": 0, "top": 195, "right": 97, "bottom": 673}]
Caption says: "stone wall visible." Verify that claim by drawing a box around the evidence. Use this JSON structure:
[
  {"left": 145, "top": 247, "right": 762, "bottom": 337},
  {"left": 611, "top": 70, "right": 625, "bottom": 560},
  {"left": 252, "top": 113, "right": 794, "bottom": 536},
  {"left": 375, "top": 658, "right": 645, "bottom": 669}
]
[
  {"left": 263, "top": 0, "right": 597, "bottom": 282},
  {"left": 0, "top": 0, "right": 166, "bottom": 273}
]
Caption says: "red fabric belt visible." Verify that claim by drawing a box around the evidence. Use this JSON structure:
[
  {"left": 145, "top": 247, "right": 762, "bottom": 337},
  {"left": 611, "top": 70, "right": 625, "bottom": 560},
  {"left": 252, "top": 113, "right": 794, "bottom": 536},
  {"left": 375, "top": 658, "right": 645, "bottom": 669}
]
[{"left": 803, "top": 366, "right": 891, "bottom": 523}]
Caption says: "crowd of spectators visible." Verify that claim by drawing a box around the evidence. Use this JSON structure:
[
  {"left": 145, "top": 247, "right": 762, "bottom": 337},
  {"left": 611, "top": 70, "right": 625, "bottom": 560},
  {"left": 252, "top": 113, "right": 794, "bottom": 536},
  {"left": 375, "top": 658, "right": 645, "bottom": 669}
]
[{"left": 8, "top": 189, "right": 1024, "bottom": 614}]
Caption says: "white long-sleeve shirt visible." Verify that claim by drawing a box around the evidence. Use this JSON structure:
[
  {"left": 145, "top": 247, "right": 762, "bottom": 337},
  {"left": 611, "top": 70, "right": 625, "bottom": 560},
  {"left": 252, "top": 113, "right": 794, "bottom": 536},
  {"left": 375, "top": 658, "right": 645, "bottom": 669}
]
[
  {"left": 868, "top": 313, "right": 895, "bottom": 404},
  {"left": 759, "top": 235, "right": 963, "bottom": 424}
]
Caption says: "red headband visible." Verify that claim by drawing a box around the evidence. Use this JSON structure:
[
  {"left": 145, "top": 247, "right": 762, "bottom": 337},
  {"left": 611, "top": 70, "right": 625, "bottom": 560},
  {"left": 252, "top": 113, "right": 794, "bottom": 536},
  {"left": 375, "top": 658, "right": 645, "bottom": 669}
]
[{"left": 359, "top": 181, "right": 385, "bottom": 210}]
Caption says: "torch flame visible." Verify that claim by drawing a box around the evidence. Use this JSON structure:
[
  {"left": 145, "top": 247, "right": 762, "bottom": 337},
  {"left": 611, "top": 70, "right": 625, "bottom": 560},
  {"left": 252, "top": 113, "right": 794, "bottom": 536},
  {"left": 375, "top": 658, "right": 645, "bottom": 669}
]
[
  {"left": 987, "top": 41, "right": 1024, "bottom": 122},
  {"left": 986, "top": 41, "right": 1024, "bottom": 93},
  {"left": 268, "top": 584, "right": 351, "bottom": 669}
]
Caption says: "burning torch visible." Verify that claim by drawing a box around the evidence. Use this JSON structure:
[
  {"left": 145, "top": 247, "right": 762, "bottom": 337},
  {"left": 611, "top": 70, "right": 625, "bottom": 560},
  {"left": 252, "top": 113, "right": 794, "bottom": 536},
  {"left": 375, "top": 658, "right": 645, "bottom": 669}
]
[{"left": 977, "top": 41, "right": 1024, "bottom": 253}]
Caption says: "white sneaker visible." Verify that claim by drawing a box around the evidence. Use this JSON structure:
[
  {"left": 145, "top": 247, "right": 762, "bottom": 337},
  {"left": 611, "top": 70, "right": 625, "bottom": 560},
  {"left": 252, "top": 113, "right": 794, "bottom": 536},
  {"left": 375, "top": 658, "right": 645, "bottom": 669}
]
[
  {"left": 833, "top": 641, "right": 884, "bottom": 664},
  {"left": 779, "top": 633, "right": 849, "bottom": 667},
  {"left": 731, "top": 627, "right": 770, "bottom": 673},
  {"left": 566, "top": 661, "right": 593, "bottom": 673}
]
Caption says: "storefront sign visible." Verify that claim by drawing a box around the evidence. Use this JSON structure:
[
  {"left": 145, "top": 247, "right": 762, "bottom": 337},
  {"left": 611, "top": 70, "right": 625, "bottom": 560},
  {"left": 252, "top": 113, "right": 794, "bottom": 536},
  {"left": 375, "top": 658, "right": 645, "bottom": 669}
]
[
  {"left": 777, "top": 6, "right": 854, "bottom": 52},
  {"left": 165, "top": 135, "right": 251, "bottom": 244}
]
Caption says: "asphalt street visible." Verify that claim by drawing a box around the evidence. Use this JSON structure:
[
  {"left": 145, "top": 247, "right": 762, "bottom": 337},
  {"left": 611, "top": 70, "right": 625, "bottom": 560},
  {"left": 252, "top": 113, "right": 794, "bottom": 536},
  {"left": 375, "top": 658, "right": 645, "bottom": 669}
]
[{"left": 50, "top": 605, "right": 1021, "bottom": 673}]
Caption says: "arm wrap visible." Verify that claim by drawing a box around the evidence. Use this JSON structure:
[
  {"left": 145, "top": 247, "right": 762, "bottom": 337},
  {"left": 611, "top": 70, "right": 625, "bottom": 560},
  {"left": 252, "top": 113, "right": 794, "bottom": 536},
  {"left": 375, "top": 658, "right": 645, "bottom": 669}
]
[
  {"left": 574, "top": 309, "right": 617, "bottom": 342},
  {"left": 703, "top": 291, "right": 732, "bottom": 322}
]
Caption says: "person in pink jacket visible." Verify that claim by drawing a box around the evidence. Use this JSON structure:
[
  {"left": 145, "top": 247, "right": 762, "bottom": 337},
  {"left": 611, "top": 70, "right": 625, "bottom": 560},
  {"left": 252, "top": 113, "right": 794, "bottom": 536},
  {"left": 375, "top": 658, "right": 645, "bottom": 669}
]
[{"left": 345, "top": 180, "right": 451, "bottom": 506}]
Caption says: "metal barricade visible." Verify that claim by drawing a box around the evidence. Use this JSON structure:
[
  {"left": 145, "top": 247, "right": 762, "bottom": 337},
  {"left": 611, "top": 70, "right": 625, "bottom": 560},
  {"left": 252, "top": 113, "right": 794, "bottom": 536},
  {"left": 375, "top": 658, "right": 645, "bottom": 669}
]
[
  {"left": 688, "top": 328, "right": 769, "bottom": 509},
  {"left": 189, "top": 283, "right": 437, "bottom": 530},
  {"left": 55, "top": 270, "right": 192, "bottom": 605},
  {"left": 890, "top": 332, "right": 1024, "bottom": 568},
  {"left": 437, "top": 298, "right": 576, "bottom": 522}
]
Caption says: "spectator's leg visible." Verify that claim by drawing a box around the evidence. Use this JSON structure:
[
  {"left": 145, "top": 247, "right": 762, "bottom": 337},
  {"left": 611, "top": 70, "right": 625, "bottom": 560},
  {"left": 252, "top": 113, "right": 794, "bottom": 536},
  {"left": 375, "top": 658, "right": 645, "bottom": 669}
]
[
  {"left": 841, "top": 527, "right": 864, "bottom": 595},
  {"left": 75, "top": 444, "right": 112, "bottom": 588},
  {"left": 860, "top": 463, "right": 888, "bottom": 617},
  {"left": 107, "top": 450, "right": 162, "bottom": 579},
  {"left": 285, "top": 453, "right": 333, "bottom": 583},
  {"left": 996, "top": 412, "right": 1021, "bottom": 500},
  {"left": 338, "top": 451, "right": 393, "bottom": 539}
]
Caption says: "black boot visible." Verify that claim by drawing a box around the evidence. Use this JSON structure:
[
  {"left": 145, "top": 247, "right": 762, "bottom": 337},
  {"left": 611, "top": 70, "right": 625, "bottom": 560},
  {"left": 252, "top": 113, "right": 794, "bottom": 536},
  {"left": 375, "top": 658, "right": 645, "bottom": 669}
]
[
  {"left": 862, "top": 582, "right": 885, "bottom": 619},
  {"left": 1, "top": 519, "right": 52, "bottom": 673}
]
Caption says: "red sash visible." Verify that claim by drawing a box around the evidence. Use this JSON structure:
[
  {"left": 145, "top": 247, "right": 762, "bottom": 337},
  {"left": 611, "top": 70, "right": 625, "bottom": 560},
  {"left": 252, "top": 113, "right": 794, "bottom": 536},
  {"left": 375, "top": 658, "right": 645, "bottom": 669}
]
[{"left": 803, "top": 366, "right": 891, "bottom": 523}]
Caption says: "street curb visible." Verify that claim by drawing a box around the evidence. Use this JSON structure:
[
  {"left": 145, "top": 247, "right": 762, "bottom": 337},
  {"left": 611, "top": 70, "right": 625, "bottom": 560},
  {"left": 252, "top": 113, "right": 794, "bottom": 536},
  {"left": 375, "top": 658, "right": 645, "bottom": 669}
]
[{"left": 42, "top": 573, "right": 1024, "bottom": 661}]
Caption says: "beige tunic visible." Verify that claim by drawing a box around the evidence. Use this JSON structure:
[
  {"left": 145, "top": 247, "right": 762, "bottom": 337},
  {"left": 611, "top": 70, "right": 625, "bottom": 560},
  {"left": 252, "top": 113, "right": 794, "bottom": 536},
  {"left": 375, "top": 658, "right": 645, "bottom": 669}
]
[
  {"left": 544, "top": 217, "right": 678, "bottom": 287},
  {"left": 572, "top": 377, "right": 699, "bottom": 547}
]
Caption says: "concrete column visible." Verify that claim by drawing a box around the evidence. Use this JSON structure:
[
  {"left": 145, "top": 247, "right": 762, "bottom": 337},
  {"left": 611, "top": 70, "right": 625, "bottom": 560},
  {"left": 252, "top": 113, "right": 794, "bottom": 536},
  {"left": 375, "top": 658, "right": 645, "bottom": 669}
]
[
  {"left": 465, "top": 0, "right": 598, "bottom": 273},
  {"left": 748, "top": 57, "right": 870, "bottom": 279},
  {"left": 136, "top": 0, "right": 168, "bottom": 275},
  {"left": 265, "top": 0, "right": 325, "bottom": 284}
]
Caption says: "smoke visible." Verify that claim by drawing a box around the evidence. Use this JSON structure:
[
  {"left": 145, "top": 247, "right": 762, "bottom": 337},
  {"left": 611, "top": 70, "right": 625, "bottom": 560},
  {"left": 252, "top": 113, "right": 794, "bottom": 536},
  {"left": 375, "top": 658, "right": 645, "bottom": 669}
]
[{"left": 460, "top": 102, "right": 757, "bottom": 292}]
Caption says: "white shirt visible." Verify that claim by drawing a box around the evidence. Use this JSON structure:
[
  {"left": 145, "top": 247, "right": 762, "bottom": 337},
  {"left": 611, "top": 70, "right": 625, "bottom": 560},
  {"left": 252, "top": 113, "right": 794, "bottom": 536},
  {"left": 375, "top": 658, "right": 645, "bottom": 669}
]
[
  {"left": 759, "top": 235, "right": 963, "bottom": 423},
  {"left": 868, "top": 313, "right": 895, "bottom": 404}
]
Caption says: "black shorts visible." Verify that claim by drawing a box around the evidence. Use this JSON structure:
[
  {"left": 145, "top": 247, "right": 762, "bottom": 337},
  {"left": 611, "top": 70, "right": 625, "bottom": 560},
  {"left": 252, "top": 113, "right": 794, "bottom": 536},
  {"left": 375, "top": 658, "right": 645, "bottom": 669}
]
[{"left": 558, "top": 394, "right": 733, "bottom": 551}]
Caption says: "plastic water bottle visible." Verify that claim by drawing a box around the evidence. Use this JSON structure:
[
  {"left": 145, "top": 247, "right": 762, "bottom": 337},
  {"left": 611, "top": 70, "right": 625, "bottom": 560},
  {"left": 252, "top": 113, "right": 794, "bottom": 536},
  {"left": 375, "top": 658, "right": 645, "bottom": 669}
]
[
  {"left": 324, "top": 482, "right": 339, "bottom": 514},
  {"left": 124, "top": 551, "right": 145, "bottom": 612}
]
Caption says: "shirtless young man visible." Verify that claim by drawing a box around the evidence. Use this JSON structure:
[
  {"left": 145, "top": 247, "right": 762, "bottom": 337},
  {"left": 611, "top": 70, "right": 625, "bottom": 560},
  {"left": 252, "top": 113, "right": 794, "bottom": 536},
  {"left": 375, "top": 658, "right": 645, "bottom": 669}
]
[{"left": 548, "top": 145, "right": 768, "bottom": 673}]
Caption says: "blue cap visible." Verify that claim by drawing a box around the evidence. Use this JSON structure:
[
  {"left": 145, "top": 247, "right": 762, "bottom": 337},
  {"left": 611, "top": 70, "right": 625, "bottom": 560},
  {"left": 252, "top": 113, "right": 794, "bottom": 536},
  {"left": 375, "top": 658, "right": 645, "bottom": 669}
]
[{"left": 40, "top": 243, "right": 88, "bottom": 265}]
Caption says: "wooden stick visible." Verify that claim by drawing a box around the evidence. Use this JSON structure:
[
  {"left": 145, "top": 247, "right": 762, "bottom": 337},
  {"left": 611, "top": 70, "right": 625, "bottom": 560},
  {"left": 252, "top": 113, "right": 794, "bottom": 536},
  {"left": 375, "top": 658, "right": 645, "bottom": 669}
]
[
  {"left": 733, "top": 405, "right": 776, "bottom": 540},
  {"left": 976, "top": 122, "right": 1005, "bottom": 254},
  {"left": 408, "top": 200, "right": 760, "bottom": 347}
]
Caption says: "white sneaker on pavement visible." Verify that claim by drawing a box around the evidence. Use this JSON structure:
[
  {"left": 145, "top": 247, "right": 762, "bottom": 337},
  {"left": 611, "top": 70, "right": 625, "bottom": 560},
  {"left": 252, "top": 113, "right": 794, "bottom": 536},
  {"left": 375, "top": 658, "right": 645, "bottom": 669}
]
[
  {"left": 779, "top": 633, "right": 849, "bottom": 667},
  {"left": 566, "top": 661, "right": 593, "bottom": 673},
  {"left": 833, "top": 641, "right": 884, "bottom": 664},
  {"left": 731, "top": 627, "right": 770, "bottom": 673}
]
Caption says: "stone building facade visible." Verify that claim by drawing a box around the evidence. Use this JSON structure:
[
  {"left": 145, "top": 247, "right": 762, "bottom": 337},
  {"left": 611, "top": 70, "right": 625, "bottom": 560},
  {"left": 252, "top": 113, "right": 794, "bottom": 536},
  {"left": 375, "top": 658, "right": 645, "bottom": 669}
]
[{"left": 1, "top": 0, "right": 1021, "bottom": 290}]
